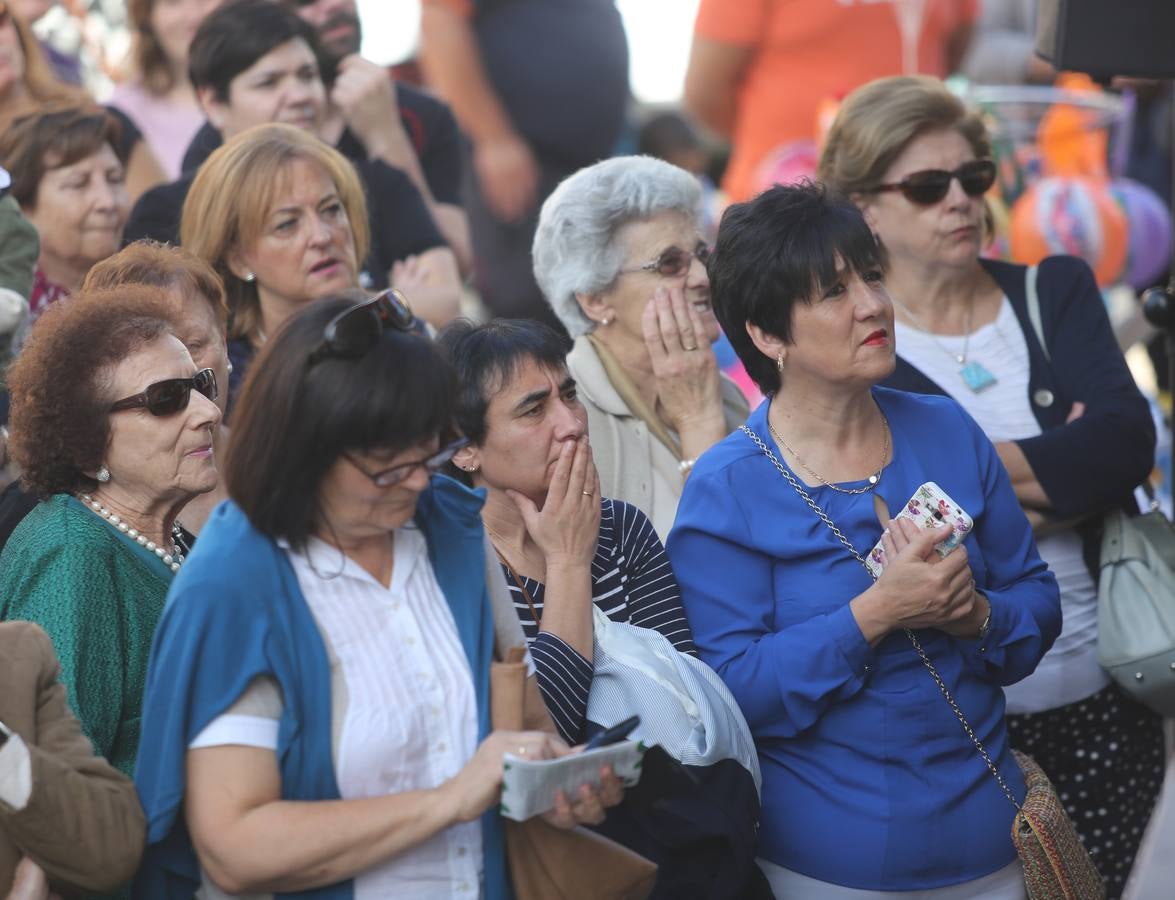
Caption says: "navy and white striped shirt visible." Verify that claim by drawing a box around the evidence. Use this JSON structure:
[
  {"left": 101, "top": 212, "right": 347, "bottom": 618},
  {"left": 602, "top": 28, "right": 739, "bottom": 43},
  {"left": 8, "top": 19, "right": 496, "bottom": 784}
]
[{"left": 500, "top": 497, "right": 696, "bottom": 743}]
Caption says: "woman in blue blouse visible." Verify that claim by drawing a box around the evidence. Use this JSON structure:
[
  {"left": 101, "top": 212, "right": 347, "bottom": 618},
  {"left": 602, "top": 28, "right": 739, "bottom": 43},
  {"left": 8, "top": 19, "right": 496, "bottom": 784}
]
[
  {"left": 440, "top": 318, "right": 697, "bottom": 745},
  {"left": 667, "top": 182, "right": 1061, "bottom": 898}
]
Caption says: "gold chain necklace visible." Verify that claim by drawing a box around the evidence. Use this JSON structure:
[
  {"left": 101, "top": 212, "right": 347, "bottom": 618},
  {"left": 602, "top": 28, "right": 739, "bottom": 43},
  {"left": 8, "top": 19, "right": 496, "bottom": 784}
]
[{"left": 766, "top": 413, "right": 890, "bottom": 495}]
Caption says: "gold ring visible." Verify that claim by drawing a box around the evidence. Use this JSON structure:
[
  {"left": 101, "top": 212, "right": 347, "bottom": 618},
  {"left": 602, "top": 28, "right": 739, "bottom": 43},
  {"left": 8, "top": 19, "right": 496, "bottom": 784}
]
[
  {"left": 684, "top": 344, "right": 699, "bottom": 351},
  {"left": 582, "top": 490, "right": 594, "bottom": 496}
]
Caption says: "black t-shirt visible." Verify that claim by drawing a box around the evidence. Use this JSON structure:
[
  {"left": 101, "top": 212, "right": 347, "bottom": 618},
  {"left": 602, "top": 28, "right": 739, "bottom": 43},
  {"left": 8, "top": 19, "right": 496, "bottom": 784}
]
[
  {"left": 472, "top": 0, "right": 628, "bottom": 166},
  {"left": 122, "top": 158, "right": 444, "bottom": 289},
  {"left": 180, "top": 82, "right": 462, "bottom": 205}
]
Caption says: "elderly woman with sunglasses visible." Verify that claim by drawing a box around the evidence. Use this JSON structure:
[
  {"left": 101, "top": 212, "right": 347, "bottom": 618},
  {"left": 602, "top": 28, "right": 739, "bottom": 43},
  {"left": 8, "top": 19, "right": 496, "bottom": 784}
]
[
  {"left": 133, "top": 290, "right": 623, "bottom": 899},
  {"left": 819, "top": 75, "right": 1163, "bottom": 898},
  {"left": 533, "top": 155, "right": 749, "bottom": 539},
  {"left": 0, "top": 285, "right": 221, "bottom": 782}
]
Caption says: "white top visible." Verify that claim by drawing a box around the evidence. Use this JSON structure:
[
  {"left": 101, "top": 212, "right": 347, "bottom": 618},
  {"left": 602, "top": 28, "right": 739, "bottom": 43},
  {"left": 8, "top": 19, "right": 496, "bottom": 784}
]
[
  {"left": 894, "top": 298, "right": 1108, "bottom": 713},
  {"left": 0, "top": 732, "right": 31, "bottom": 809},
  {"left": 190, "top": 527, "right": 483, "bottom": 899},
  {"left": 758, "top": 856, "right": 1027, "bottom": 899}
]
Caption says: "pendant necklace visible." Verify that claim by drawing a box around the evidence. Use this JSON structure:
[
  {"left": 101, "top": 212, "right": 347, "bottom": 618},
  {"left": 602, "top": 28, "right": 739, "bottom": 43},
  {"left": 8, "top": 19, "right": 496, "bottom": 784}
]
[
  {"left": 891, "top": 293, "right": 997, "bottom": 393},
  {"left": 767, "top": 412, "right": 890, "bottom": 495}
]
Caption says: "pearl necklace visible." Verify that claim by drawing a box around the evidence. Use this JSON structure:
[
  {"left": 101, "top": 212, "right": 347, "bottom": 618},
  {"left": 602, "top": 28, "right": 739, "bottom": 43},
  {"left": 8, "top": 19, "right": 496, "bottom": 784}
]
[{"left": 80, "top": 494, "right": 185, "bottom": 573}]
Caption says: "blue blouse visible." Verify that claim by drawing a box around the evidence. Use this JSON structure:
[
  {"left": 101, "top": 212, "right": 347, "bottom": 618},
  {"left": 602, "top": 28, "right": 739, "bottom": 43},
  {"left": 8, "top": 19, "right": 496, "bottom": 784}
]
[{"left": 666, "top": 388, "right": 1061, "bottom": 891}]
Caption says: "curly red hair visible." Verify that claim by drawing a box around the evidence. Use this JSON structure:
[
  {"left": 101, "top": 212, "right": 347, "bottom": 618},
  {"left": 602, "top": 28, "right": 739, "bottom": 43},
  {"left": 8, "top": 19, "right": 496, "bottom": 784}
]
[{"left": 7, "top": 285, "right": 181, "bottom": 498}]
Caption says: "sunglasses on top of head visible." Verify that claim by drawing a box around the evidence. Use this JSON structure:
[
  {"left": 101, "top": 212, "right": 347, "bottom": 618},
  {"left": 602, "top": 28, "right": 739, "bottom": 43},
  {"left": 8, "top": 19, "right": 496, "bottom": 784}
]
[
  {"left": 109, "top": 368, "right": 218, "bottom": 417},
  {"left": 620, "top": 241, "right": 712, "bottom": 278},
  {"left": 307, "top": 289, "right": 420, "bottom": 368},
  {"left": 869, "top": 159, "right": 997, "bottom": 206}
]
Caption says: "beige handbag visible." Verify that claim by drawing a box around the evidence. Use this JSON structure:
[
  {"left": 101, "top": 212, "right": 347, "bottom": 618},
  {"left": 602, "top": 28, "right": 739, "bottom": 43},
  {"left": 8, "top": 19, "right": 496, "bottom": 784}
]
[{"left": 485, "top": 545, "right": 657, "bottom": 900}]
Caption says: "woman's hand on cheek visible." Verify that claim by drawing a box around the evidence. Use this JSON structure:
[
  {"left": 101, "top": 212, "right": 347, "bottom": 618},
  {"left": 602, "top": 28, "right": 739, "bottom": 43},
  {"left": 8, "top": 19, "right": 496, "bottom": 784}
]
[
  {"left": 642, "top": 286, "right": 724, "bottom": 434},
  {"left": 506, "top": 437, "right": 600, "bottom": 569}
]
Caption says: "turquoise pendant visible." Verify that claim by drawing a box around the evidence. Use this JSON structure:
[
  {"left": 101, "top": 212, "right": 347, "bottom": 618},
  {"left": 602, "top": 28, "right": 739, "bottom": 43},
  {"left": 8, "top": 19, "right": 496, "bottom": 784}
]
[{"left": 960, "top": 360, "right": 997, "bottom": 393}]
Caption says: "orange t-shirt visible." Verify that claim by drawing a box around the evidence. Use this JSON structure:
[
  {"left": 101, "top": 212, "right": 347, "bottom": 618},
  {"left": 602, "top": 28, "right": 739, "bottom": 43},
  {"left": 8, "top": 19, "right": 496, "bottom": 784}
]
[{"left": 695, "top": 0, "right": 977, "bottom": 202}]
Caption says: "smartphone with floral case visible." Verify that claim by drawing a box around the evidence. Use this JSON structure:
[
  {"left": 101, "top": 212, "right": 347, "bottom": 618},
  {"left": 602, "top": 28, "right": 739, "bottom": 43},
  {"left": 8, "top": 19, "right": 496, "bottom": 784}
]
[{"left": 865, "top": 481, "right": 973, "bottom": 579}]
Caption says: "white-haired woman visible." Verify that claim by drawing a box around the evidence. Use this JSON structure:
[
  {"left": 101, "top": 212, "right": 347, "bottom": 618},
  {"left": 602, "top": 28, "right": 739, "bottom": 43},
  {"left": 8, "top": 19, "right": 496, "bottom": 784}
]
[{"left": 532, "top": 156, "right": 748, "bottom": 538}]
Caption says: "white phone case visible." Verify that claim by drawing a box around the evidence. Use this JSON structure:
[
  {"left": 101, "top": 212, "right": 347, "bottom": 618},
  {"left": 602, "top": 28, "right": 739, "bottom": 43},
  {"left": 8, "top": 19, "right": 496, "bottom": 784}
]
[{"left": 865, "top": 481, "right": 974, "bottom": 579}]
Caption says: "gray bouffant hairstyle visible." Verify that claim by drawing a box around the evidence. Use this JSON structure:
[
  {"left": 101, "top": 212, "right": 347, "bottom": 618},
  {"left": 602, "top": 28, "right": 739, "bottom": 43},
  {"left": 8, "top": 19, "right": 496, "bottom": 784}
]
[{"left": 532, "top": 156, "right": 701, "bottom": 338}]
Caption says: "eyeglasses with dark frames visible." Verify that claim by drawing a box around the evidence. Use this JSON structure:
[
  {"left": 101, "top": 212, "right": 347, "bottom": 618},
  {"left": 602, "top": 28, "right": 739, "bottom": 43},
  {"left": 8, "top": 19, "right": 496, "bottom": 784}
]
[
  {"left": 307, "top": 289, "right": 419, "bottom": 367},
  {"left": 109, "top": 368, "right": 218, "bottom": 417},
  {"left": 869, "top": 159, "right": 997, "bottom": 206},
  {"left": 619, "top": 241, "right": 712, "bottom": 278},
  {"left": 342, "top": 438, "right": 470, "bottom": 488}
]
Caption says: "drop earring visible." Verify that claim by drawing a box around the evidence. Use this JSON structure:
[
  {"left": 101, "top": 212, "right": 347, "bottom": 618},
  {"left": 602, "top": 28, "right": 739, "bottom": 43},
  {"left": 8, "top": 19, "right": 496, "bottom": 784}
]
[
  {"left": 776, "top": 352, "right": 785, "bottom": 376},
  {"left": 96, "top": 465, "right": 111, "bottom": 483}
]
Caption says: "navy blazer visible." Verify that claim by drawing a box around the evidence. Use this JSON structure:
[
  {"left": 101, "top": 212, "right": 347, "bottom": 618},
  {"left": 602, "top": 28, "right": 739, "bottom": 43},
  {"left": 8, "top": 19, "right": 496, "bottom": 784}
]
[{"left": 883, "top": 255, "right": 1155, "bottom": 521}]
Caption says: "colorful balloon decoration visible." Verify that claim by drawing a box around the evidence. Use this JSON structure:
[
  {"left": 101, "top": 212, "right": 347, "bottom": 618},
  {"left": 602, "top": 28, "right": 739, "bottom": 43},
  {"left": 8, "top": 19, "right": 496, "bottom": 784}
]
[
  {"left": 750, "top": 140, "right": 819, "bottom": 196},
  {"left": 1110, "top": 177, "right": 1173, "bottom": 290},
  {"left": 1010, "top": 177, "right": 1129, "bottom": 287}
]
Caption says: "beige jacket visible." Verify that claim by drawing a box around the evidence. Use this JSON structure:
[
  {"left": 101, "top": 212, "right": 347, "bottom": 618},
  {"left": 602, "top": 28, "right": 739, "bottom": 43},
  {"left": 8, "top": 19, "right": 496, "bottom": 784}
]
[
  {"left": 567, "top": 336, "right": 750, "bottom": 540},
  {"left": 0, "top": 621, "right": 146, "bottom": 895}
]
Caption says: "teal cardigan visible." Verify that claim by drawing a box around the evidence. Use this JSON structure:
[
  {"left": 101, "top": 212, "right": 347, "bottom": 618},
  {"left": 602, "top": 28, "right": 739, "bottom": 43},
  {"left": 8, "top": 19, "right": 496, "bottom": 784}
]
[
  {"left": 0, "top": 494, "right": 172, "bottom": 778},
  {"left": 132, "top": 476, "right": 509, "bottom": 900}
]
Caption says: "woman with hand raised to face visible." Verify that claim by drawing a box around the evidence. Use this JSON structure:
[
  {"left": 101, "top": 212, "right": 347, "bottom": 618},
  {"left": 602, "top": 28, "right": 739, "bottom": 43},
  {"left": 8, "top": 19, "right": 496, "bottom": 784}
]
[
  {"left": 440, "top": 318, "right": 698, "bottom": 748},
  {"left": 532, "top": 155, "right": 749, "bottom": 540}
]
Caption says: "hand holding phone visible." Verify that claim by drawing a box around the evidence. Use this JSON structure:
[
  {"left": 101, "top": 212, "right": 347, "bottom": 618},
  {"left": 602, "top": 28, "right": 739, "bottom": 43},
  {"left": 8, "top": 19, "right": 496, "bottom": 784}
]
[
  {"left": 865, "top": 482, "right": 973, "bottom": 579},
  {"left": 583, "top": 715, "right": 640, "bottom": 751}
]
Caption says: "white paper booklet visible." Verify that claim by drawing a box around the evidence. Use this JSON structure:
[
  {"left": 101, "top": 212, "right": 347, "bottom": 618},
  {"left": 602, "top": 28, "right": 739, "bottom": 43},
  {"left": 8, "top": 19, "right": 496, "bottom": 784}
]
[{"left": 499, "top": 740, "right": 646, "bottom": 822}]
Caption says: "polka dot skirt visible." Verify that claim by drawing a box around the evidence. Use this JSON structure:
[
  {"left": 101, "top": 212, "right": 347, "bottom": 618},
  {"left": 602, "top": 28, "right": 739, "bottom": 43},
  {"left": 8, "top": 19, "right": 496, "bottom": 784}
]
[{"left": 1007, "top": 684, "right": 1166, "bottom": 900}]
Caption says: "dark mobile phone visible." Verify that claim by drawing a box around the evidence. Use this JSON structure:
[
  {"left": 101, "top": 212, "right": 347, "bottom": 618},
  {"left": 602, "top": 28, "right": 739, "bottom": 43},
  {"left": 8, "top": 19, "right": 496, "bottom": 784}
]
[{"left": 583, "top": 715, "right": 640, "bottom": 751}]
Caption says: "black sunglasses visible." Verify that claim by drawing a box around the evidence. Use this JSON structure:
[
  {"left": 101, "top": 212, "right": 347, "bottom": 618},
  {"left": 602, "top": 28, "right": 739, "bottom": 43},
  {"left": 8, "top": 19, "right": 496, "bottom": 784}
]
[
  {"left": 870, "top": 159, "right": 997, "bottom": 206},
  {"left": 620, "top": 241, "right": 711, "bottom": 278},
  {"left": 343, "top": 438, "right": 470, "bottom": 488},
  {"left": 109, "top": 368, "right": 218, "bottom": 417},
  {"left": 307, "top": 289, "right": 418, "bottom": 367}
]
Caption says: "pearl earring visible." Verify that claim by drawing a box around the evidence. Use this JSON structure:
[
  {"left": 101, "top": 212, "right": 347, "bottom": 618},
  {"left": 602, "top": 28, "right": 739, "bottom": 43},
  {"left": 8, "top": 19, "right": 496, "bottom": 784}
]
[
  {"left": 96, "top": 465, "right": 111, "bottom": 483},
  {"left": 776, "top": 352, "right": 785, "bottom": 376},
  {"left": 226, "top": 361, "right": 234, "bottom": 374},
  {"left": 600, "top": 316, "right": 611, "bottom": 327},
  {"left": 244, "top": 272, "right": 256, "bottom": 283}
]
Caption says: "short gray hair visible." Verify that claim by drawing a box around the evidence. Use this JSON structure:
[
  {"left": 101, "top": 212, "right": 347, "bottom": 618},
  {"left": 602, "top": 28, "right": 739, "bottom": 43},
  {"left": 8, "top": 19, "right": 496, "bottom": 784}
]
[{"left": 532, "top": 156, "right": 701, "bottom": 338}]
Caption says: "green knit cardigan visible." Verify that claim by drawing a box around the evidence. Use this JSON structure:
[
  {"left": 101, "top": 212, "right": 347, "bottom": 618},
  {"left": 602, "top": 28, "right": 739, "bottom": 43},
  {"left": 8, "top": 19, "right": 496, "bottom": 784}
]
[{"left": 0, "top": 493, "right": 172, "bottom": 778}]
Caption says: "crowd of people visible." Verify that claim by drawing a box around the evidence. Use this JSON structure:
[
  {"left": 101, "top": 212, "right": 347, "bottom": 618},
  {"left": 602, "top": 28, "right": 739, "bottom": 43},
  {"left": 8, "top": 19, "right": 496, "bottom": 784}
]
[{"left": 0, "top": 1, "right": 1167, "bottom": 899}]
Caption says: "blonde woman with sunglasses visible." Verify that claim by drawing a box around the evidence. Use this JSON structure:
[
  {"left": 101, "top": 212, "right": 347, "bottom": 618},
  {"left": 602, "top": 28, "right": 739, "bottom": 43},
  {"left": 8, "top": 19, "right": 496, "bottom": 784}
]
[{"left": 820, "top": 74, "right": 1163, "bottom": 899}]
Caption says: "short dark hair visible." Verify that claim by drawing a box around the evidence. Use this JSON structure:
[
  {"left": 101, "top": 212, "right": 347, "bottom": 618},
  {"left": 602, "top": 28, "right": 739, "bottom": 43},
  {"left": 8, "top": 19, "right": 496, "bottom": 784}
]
[
  {"left": 709, "top": 180, "right": 885, "bottom": 395},
  {"left": 437, "top": 318, "right": 570, "bottom": 447},
  {"left": 7, "top": 285, "right": 179, "bottom": 498},
  {"left": 225, "top": 293, "right": 457, "bottom": 549},
  {"left": 638, "top": 110, "right": 703, "bottom": 161},
  {"left": 0, "top": 106, "right": 125, "bottom": 208},
  {"left": 188, "top": 0, "right": 323, "bottom": 102}
]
